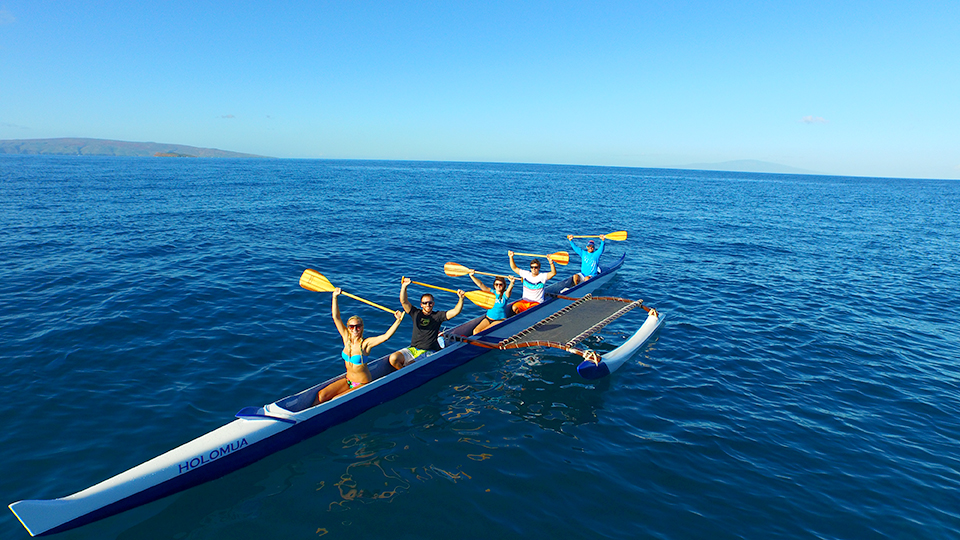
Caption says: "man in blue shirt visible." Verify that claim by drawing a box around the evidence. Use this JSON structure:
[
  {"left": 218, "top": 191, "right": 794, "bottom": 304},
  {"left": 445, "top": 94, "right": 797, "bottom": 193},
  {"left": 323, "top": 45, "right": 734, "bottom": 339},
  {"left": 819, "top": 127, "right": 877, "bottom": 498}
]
[{"left": 568, "top": 234, "right": 605, "bottom": 285}]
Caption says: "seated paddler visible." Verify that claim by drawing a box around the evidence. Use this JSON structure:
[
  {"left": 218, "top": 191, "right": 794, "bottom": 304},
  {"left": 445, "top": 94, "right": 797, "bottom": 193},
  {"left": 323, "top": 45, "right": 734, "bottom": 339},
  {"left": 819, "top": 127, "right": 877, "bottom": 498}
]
[
  {"left": 315, "top": 287, "right": 404, "bottom": 405},
  {"left": 508, "top": 251, "right": 557, "bottom": 314},
  {"left": 467, "top": 272, "right": 516, "bottom": 334},
  {"left": 568, "top": 234, "right": 605, "bottom": 285},
  {"left": 389, "top": 276, "right": 465, "bottom": 370}
]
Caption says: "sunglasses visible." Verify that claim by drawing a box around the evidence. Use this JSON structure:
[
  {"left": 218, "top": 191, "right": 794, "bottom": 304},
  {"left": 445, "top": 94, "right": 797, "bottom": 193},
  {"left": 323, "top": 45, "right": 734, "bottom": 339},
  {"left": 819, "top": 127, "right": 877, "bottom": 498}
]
[
  {"left": 348, "top": 323, "right": 362, "bottom": 329},
  {"left": 421, "top": 301, "right": 434, "bottom": 306}
]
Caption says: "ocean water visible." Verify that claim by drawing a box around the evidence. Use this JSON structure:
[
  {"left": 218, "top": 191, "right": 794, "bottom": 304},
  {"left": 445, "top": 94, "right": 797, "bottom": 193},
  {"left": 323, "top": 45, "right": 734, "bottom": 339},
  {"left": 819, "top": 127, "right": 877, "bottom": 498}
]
[{"left": 1, "top": 155, "right": 959, "bottom": 540}]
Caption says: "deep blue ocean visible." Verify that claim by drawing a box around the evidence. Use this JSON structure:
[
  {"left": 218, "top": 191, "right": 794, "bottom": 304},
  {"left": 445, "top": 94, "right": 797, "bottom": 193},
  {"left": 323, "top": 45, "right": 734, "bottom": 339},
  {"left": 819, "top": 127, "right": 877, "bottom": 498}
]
[{"left": 2, "top": 155, "right": 959, "bottom": 540}]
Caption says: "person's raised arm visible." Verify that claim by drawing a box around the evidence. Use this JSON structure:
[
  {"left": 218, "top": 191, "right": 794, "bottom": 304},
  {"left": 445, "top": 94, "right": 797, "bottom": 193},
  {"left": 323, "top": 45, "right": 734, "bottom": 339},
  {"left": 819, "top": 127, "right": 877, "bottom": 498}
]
[
  {"left": 545, "top": 258, "right": 558, "bottom": 280},
  {"left": 567, "top": 235, "right": 582, "bottom": 255},
  {"left": 505, "top": 276, "right": 517, "bottom": 298},
  {"left": 331, "top": 288, "right": 347, "bottom": 336},
  {"left": 508, "top": 251, "right": 521, "bottom": 275},
  {"left": 399, "top": 277, "right": 414, "bottom": 314},
  {"left": 363, "top": 310, "right": 405, "bottom": 349},
  {"left": 445, "top": 290, "right": 466, "bottom": 320},
  {"left": 468, "top": 271, "right": 490, "bottom": 293}
]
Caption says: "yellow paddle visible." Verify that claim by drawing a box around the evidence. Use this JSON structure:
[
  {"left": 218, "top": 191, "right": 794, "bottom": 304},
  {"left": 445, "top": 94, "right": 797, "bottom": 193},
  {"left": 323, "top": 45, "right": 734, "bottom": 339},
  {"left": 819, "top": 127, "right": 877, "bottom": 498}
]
[
  {"left": 408, "top": 280, "right": 495, "bottom": 310},
  {"left": 299, "top": 269, "right": 395, "bottom": 313},
  {"left": 511, "top": 251, "right": 570, "bottom": 265},
  {"left": 569, "top": 230, "right": 628, "bottom": 241},
  {"left": 443, "top": 262, "right": 506, "bottom": 279}
]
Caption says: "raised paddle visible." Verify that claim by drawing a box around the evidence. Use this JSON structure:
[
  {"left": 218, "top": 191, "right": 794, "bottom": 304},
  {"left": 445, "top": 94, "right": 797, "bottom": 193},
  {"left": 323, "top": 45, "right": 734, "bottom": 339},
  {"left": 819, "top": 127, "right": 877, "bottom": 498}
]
[
  {"left": 569, "top": 230, "right": 628, "bottom": 241},
  {"left": 299, "top": 269, "right": 396, "bottom": 313},
  {"left": 443, "top": 262, "right": 505, "bottom": 279},
  {"left": 408, "top": 280, "right": 496, "bottom": 310},
  {"left": 511, "top": 251, "right": 570, "bottom": 265}
]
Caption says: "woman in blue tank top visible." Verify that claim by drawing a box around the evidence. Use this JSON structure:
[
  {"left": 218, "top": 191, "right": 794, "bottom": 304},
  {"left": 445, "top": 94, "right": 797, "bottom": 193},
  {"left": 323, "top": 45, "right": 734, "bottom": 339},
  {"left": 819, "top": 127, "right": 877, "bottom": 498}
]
[
  {"left": 467, "top": 273, "right": 517, "bottom": 335},
  {"left": 314, "top": 287, "right": 404, "bottom": 405}
]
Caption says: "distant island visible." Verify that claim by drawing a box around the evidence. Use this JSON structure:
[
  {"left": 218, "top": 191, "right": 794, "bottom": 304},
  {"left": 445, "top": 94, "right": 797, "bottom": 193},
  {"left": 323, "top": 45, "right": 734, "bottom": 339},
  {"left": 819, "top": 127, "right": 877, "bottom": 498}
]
[{"left": 0, "top": 138, "right": 267, "bottom": 158}]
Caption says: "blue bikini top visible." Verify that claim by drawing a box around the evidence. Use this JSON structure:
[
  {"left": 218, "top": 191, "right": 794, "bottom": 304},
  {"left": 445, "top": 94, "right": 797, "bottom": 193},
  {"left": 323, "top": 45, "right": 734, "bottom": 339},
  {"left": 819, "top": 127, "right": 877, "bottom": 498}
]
[{"left": 342, "top": 351, "right": 368, "bottom": 365}]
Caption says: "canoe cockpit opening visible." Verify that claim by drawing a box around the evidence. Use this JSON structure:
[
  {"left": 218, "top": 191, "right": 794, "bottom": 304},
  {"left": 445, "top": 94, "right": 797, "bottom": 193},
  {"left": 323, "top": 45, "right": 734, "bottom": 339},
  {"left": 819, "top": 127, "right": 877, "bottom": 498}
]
[
  {"left": 273, "top": 338, "right": 453, "bottom": 414},
  {"left": 274, "top": 385, "right": 323, "bottom": 413}
]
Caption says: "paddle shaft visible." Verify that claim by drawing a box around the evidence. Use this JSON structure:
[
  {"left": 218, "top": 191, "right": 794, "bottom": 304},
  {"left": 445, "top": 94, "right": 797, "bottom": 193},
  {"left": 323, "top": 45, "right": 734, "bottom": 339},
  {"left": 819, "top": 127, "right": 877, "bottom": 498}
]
[
  {"left": 299, "top": 269, "right": 395, "bottom": 313},
  {"left": 409, "top": 280, "right": 495, "bottom": 309},
  {"left": 570, "top": 230, "right": 627, "bottom": 241},
  {"left": 339, "top": 291, "right": 395, "bottom": 313},
  {"left": 444, "top": 262, "right": 504, "bottom": 279},
  {"left": 511, "top": 251, "right": 569, "bottom": 265},
  {"left": 468, "top": 270, "right": 503, "bottom": 278},
  {"left": 410, "top": 280, "right": 458, "bottom": 294}
]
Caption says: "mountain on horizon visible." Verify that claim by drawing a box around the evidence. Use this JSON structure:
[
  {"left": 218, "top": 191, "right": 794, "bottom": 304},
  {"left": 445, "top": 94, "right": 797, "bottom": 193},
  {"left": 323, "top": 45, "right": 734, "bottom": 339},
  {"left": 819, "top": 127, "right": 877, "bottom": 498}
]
[
  {"left": 0, "top": 138, "right": 266, "bottom": 158},
  {"left": 681, "top": 159, "right": 816, "bottom": 175}
]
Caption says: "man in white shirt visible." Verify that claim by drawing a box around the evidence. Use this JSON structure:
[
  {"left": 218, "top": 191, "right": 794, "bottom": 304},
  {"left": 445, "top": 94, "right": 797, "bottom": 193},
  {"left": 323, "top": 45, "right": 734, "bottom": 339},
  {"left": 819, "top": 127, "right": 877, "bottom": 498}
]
[{"left": 508, "top": 251, "right": 557, "bottom": 314}]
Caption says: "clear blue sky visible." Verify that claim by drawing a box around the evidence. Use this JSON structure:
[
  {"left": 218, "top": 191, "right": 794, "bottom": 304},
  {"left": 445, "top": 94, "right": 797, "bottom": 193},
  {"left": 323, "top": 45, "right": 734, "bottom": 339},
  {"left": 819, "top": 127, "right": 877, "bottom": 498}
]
[{"left": 2, "top": 1, "right": 958, "bottom": 179}]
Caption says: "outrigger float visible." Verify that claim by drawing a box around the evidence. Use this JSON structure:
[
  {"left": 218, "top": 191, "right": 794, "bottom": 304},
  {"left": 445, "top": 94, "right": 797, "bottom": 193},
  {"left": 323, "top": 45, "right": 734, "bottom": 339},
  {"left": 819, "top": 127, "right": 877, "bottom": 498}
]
[{"left": 9, "top": 254, "right": 663, "bottom": 536}]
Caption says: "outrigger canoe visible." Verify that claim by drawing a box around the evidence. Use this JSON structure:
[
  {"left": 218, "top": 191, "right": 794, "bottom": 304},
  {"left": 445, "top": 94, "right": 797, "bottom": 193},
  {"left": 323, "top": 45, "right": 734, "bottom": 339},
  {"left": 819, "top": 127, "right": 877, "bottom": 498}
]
[{"left": 9, "top": 254, "right": 663, "bottom": 536}]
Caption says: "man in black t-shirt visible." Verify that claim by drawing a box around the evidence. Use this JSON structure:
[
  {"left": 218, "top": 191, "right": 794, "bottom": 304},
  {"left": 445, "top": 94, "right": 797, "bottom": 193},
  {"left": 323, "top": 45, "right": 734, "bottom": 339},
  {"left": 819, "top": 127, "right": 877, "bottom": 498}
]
[{"left": 388, "top": 277, "right": 465, "bottom": 370}]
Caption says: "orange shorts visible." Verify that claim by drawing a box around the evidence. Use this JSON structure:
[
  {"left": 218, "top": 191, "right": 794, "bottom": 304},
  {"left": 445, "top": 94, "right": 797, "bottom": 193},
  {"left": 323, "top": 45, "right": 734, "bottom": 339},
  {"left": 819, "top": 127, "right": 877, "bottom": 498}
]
[{"left": 512, "top": 299, "right": 539, "bottom": 313}]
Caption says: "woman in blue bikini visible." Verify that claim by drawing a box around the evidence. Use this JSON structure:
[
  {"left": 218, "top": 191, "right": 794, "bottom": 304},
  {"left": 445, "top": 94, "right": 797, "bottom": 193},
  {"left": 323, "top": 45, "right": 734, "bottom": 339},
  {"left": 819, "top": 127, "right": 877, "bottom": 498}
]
[
  {"left": 315, "top": 287, "right": 404, "bottom": 405},
  {"left": 467, "top": 272, "right": 516, "bottom": 335}
]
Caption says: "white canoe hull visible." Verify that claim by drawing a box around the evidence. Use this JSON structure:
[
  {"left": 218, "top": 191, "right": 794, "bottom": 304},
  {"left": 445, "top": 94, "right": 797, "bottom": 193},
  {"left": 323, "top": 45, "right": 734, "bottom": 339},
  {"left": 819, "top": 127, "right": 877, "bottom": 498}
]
[{"left": 576, "top": 309, "right": 665, "bottom": 379}]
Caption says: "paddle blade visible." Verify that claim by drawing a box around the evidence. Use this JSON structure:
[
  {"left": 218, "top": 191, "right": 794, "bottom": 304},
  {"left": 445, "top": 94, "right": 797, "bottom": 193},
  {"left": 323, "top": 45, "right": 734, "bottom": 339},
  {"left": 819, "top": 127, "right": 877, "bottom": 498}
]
[
  {"left": 299, "top": 269, "right": 334, "bottom": 292},
  {"left": 465, "top": 290, "right": 496, "bottom": 310},
  {"left": 444, "top": 262, "right": 471, "bottom": 277},
  {"left": 548, "top": 251, "right": 570, "bottom": 265},
  {"left": 606, "top": 230, "right": 628, "bottom": 241}
]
